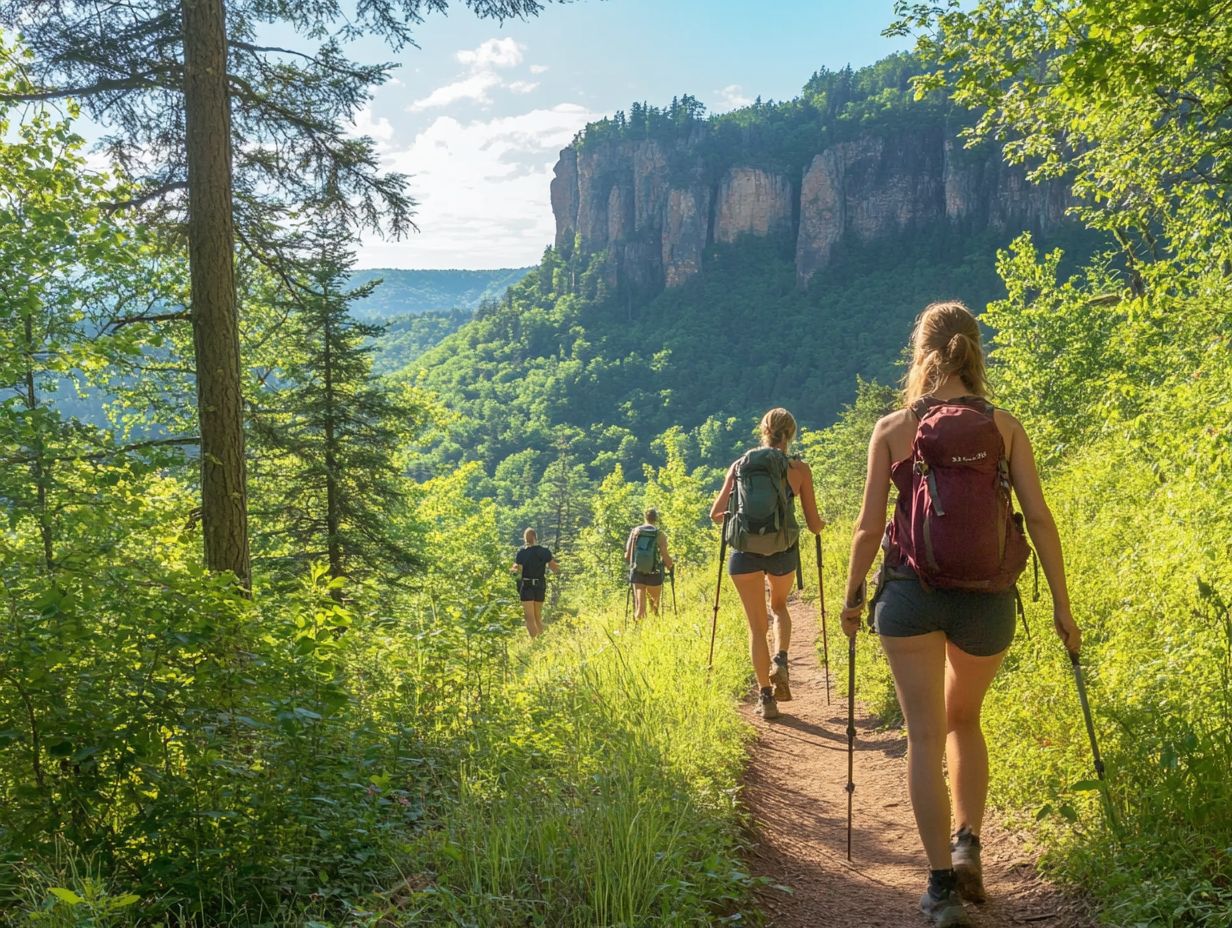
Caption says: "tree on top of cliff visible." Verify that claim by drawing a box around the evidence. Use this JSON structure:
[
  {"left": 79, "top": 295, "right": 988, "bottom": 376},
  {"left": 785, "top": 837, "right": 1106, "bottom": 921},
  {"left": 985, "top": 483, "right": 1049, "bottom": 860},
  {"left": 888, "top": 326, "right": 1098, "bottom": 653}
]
[{"left": 573, "top": 52, "right": 951, "bottom": 170}]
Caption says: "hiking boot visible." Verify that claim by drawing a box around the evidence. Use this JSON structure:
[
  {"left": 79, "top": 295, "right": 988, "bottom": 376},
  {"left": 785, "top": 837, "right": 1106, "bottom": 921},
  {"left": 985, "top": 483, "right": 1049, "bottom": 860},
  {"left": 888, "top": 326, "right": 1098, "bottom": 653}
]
[
  {"left": 757, "top": 688, "right": 781, "bottom": 720},
  {"left": 769, "top": 653, "right": 792, "bottom": 701},
  {"left": 952, "top": 825, "right": 985, "bottom": 903},
  {"left": 919, "top": 884, "right": 972, "bottom": 928}
]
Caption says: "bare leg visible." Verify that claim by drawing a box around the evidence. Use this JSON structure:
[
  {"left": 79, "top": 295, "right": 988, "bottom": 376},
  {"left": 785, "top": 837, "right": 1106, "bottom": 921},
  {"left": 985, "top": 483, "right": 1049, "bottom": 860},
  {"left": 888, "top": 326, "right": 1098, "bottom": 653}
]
[
  {"left": 881, "top": 630, "right": 951, "bottom": 869},
  {"left": 767, "top": 572, "right": 793, "bottom": 654},
  {"left": 732, "top": 572, "right": 773, "bottom": 687},
  {"left": 522, "top": 601, "right": 541, "bottom": 638},
  {"left": 946, "top": 641, "right": 1007, "bottom": 835},
  {"left": 531, "top": 600, "right": 544, "bottom": 637},
  {"left": 633, "top": 584, "right": 646, "bottom": 620},
  {"left": 647, "top": 585, "right": 662, "bottom": 616}
]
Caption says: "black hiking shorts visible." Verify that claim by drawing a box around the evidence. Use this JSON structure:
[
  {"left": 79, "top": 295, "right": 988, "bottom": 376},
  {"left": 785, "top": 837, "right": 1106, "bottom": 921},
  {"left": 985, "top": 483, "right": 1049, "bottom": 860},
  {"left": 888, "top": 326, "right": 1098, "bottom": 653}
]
[
  {"left": 628, "top": 569, "right": 663, "bottom": 587},
  {"left": 873, "top": 571, "right": 1016, "bottom": 657},
  {"left": 728, "top": 546, "right": 799, "bottom": 577},
  {"left": 519, "top": 578, "right": 546, "bottom": 602}
]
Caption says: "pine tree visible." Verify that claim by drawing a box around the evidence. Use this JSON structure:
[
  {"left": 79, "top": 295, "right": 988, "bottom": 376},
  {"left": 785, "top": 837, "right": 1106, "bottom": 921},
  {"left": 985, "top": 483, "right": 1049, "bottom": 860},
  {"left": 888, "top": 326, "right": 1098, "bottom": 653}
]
[
  {"left": 248, "top": 225, "right": 425, "bottom": 587},
  {"left": 0, "top": 0, "right": 569, "bottom": 587}
]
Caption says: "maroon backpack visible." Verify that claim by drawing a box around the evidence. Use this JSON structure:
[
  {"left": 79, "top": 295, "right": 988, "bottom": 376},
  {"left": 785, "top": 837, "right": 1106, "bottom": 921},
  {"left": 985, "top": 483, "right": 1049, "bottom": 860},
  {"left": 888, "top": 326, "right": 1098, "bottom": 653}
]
[{"left": 888, "top": 396, "right": 1029, "bottom": 592}]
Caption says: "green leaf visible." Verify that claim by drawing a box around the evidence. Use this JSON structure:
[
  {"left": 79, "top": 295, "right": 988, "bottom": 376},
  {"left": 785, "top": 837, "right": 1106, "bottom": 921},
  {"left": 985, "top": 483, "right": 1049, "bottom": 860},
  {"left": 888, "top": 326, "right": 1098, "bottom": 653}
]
[{"left": 49, "top": 887, "right": 84, "bottom": 906}]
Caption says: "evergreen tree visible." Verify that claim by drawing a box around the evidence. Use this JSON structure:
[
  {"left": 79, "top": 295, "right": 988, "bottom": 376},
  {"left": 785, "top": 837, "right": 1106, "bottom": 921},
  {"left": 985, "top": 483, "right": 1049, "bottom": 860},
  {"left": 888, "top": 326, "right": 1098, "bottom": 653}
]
[
  {"left": 248, "top": 225, "right": 426, "bottom": 586},
  {"left": 0, "top": 0, "right": 570, "bottom": 587}
]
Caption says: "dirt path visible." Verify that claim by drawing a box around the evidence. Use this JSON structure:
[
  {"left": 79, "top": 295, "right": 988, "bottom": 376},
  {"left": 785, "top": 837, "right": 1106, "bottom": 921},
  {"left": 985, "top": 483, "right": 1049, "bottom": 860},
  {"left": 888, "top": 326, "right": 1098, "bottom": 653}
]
[{"left": 741, "top": 595, "right": 1096, "bottom": 928}]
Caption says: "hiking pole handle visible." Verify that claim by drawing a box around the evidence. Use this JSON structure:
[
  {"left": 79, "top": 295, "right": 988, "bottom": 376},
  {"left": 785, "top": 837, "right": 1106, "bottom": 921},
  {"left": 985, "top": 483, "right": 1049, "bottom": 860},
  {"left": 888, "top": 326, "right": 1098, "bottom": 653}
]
[{"left": 709, "top": 514, "right": 729, "bottom": 670}]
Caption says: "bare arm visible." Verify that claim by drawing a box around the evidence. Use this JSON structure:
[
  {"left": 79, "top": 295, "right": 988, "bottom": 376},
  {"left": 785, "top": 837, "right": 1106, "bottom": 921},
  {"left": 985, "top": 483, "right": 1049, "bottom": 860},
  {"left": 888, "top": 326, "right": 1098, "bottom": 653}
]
[
  {"left": 841, "top": 417, "right": 895, "bottom": 636},
  {"left": 791, "top": 460, "right": 825, "bottom": 535},
  {"left": 1004, "top": 415, "right": 1080, "bottom": 652},
  {"left": 624, "top": 530, "right": 635, "bottom": 564},
  {"left": 710, "top": 464, "right": 736, "bottom": 523},
  {"left": 549, "top": 558, "right": 560, "bottom": 574},
  {"left": 658, "top": 531, "right": 673, "bottom": 570}
]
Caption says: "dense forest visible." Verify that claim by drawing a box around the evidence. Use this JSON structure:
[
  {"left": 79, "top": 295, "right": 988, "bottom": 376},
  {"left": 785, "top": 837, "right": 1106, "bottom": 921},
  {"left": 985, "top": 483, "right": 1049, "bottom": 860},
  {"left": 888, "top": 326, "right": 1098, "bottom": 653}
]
[{"left": 0, "top": 0, "right": 1230, "bottom": 926}]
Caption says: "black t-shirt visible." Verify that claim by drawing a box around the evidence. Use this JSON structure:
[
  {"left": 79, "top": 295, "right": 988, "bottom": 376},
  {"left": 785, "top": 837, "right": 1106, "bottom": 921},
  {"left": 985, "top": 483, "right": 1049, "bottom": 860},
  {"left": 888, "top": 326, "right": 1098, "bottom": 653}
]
[{"left": 515, "top": 544, "right": 554, "bottom": 580}]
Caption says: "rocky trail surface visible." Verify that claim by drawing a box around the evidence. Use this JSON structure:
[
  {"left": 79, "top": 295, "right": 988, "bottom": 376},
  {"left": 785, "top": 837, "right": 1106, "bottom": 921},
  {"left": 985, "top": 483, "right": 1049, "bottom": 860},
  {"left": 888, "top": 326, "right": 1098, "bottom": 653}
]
[{"left": 741, "top": 596, "right": 1096, "bottom": 928}]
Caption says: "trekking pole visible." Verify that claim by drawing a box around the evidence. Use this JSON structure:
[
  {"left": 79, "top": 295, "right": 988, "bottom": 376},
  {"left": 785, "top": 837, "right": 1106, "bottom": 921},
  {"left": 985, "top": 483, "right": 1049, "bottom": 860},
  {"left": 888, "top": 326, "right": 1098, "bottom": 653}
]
[
  {"left": 708, "top": 514, "right": 729, "bottom": 671},
  {"left": 624, "top": 581, "right": 632, "bottom": 624},
  {"left": 846, "top": 632, "right": 856, "bottom": 861},
  {"left": 669, "top": 566, "right": 678, "bottom": 618},
  {"left": 795, "top": 547, "right": 804, "bottom": 591},
  {"left": 1069, "top": 649, "right": 1119, "bottom": 830},
  {"left": 815, "top": 533, "right": 831, "bottom": 706}
]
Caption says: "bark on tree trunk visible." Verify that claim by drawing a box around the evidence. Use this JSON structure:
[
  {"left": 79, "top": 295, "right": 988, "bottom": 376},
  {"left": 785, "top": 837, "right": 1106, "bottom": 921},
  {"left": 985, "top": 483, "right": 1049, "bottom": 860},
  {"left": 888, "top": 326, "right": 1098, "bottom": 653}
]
[
  {"left": 182, "top": 0, "right": 251, "bottom": 589},
  {"left": 322, "top": 292, "right": 344, "bottom": 588}
]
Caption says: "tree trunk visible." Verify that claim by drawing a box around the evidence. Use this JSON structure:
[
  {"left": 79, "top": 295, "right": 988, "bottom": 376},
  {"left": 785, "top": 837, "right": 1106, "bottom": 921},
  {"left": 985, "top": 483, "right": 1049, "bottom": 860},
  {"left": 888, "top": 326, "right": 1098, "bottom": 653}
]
[
  {"left": 182, "top": 0, "right": 250, "bottom": 589},
  {"left": 22, "top": 316, "right": 54, "bottom": 572},
  {"left": 321, "top": 291, "right": 344, "bottom": 587}
]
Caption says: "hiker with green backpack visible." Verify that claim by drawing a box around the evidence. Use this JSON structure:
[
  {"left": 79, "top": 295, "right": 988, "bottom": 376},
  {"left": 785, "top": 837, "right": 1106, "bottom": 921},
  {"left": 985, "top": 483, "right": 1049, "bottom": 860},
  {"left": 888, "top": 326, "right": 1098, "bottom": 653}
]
[
  {"left": 624, "top": 507, "right": 674, "bottom": 620},
  {"left": 709, "top": 408, "right": 824, "bottom": 721},
  {"left": 840, "top": 302, "right": 1082, "bottom": 928}
]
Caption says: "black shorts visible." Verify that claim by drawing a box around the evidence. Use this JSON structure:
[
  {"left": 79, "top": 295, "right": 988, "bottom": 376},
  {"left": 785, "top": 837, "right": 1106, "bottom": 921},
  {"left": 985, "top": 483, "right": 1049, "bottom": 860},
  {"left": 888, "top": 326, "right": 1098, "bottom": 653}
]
[
  {"left": 728, "top": 546, "right": 799, "bottom": 577},
  {"left": 629, "top": 569, "right": 663, "bottom": 587},
  {"left": 519, "top": 578, "right": 546, "bottom": 602},
  {"left": 873, "top": 571, "right": 1016, "bottom": 657}
]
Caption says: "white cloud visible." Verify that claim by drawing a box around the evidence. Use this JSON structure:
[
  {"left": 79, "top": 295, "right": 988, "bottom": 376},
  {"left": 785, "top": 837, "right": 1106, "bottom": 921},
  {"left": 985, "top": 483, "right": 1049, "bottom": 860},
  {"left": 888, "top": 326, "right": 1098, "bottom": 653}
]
[
  {"left": 409, "top": 71, "right": 502, "bottom": 111},
  {"left": 350, "top": 104, "right": 394, "bottom": 142},
  {"left": 411, "top": 38, "right": 537, "bottom": 111},
  {"left": 358, "top": 103, "right": 600, "bottom": 268},
  {"left": 715, "top": 84, "right": 754, "bottom": 112},
  {"left": 529, "top": 64, "right": 549, "bottom": 74},
  {"left": 455, "top": 37, "right": 524, "bottom": 70}
]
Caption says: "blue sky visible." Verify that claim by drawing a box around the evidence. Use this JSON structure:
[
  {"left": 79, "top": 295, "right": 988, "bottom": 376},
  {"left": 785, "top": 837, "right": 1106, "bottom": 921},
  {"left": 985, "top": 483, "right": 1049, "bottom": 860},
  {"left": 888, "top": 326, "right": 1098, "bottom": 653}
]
[{"left": 345, "top": 1, "right": 912, "bottom": 268}]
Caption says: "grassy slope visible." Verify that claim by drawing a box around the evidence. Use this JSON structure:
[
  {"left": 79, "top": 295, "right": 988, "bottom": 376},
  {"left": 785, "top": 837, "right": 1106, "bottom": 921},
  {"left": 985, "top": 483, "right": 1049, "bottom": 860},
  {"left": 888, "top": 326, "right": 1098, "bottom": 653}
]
[{"left": 394, "top": 569, "right": 762, "bottom": 926}]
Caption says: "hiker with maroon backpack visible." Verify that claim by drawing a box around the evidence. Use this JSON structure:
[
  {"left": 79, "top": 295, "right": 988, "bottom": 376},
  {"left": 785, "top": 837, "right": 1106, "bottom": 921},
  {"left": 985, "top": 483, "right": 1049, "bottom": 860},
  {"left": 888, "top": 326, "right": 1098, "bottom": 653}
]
[
  {"left": 710, "top": 408, "right": 825, "bottom": 721},
  {"left": 839, "top": 302, "right": 1081, "bottom": 928}
]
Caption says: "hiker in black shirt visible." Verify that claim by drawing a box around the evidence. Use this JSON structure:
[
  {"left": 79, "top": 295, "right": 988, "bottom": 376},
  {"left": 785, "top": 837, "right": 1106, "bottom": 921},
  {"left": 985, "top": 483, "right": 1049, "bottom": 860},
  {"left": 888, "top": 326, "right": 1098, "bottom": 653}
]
[{"left": 510, "top": 527, "right": 558, "bottom": 638}]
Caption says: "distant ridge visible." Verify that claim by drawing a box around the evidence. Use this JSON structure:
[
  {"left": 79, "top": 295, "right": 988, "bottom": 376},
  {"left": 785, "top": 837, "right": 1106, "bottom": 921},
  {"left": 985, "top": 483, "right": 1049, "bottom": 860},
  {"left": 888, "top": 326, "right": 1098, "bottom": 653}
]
[{"left": 348, "top": 267, "right": 533, "bottom": 320}]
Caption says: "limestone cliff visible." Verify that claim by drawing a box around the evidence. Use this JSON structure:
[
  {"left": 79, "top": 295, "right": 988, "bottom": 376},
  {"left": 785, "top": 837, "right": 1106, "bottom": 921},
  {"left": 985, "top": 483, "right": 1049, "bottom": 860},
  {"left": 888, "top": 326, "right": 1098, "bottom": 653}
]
[{"left": 550, "top": 122, "right": 1068, "bottom": 295}]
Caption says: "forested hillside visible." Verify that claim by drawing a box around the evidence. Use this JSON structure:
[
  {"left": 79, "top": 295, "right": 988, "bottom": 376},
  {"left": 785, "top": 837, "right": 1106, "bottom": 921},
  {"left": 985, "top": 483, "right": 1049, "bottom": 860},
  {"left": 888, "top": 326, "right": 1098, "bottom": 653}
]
[
  {"left": 402, "top": 55, "right": 1099, "bottom": 539},
  {"left": 348, "top": 267, "right": 531, "bottom": 320}
]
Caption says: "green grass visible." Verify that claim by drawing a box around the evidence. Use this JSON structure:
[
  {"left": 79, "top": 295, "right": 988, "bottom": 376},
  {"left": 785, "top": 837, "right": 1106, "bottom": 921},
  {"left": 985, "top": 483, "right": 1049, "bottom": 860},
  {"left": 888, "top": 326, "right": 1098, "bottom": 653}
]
[{"left": 400, "top": 575, "right": 759, "bottom": 926}]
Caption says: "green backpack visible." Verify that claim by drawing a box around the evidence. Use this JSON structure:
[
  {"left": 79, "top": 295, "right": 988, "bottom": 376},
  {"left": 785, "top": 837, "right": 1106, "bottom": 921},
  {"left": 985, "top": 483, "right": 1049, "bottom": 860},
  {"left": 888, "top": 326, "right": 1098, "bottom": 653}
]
[
  {"left": 723, "top": 447, "right": 799, "bottom": 556},
  {"left": 631, "top": 525, "right": 661, "bottom": 574}
]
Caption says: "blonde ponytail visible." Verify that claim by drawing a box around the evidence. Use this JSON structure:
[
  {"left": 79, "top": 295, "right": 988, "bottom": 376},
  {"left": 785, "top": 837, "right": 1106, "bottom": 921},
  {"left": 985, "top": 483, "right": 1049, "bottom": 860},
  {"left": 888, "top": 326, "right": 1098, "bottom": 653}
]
[{"left": 903, "top": 301, "right": 990, "bottom": 404}]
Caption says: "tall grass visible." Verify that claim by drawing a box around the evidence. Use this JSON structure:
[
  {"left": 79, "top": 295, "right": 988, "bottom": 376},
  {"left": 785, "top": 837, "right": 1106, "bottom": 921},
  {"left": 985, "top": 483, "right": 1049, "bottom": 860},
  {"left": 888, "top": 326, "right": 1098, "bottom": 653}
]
[{"left": 403, "top": 571, "right": 759, "bottom": 926}]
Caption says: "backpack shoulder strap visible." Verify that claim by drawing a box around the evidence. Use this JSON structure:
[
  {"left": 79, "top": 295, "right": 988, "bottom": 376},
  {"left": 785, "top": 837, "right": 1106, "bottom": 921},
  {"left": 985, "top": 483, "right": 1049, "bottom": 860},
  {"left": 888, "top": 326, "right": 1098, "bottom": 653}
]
[{"left": 910, "top": 397, "right": 935, "bottom": 421}]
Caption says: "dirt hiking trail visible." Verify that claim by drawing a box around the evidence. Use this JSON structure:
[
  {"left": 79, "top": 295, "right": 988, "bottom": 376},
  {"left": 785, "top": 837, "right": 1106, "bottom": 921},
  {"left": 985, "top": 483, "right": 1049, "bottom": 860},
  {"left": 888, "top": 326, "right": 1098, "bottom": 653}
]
[{"left": 741, "top": 595, "right": 1096, "bottom": 928}]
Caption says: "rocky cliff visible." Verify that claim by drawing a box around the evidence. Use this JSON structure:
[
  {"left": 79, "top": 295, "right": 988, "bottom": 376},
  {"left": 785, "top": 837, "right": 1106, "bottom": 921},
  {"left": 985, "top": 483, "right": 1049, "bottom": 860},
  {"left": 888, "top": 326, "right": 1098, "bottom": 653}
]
[{"left": 551, "top": 124, "right": 1069, "bottom": 293}]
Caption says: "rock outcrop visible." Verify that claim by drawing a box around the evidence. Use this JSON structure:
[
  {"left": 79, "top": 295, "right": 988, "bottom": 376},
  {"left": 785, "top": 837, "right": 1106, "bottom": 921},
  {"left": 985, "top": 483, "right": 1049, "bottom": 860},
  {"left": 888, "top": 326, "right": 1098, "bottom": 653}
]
[
  {"left": 549, "top": 123, "right": 1068, "bottom": 296},
  {"left": 714, "top": 168, "right": 793, "bottom": 244}
]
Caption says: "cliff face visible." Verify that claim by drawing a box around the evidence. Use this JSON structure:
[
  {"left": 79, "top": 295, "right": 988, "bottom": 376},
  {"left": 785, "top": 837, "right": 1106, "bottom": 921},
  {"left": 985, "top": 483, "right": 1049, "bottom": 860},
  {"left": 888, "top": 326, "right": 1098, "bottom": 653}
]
[{"left": 550, "top": 125, "right": 1069, "bottom": 294}]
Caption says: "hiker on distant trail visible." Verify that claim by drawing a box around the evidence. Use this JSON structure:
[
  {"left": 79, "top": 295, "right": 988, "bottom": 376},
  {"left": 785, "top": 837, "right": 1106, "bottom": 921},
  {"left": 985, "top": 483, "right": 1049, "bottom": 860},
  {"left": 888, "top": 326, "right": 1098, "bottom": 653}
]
[
  {"left": 710, "top": 408, "right": 824, "bottom": 721},
  {"left": 511, "top": 528, "right": 558, "bottom": 638},
  {"left": 839, "top": 301, "right": 1081, "bottom": 928},
  {"left": 625, "top": 507, "right": 674, "bottom": 620}
]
